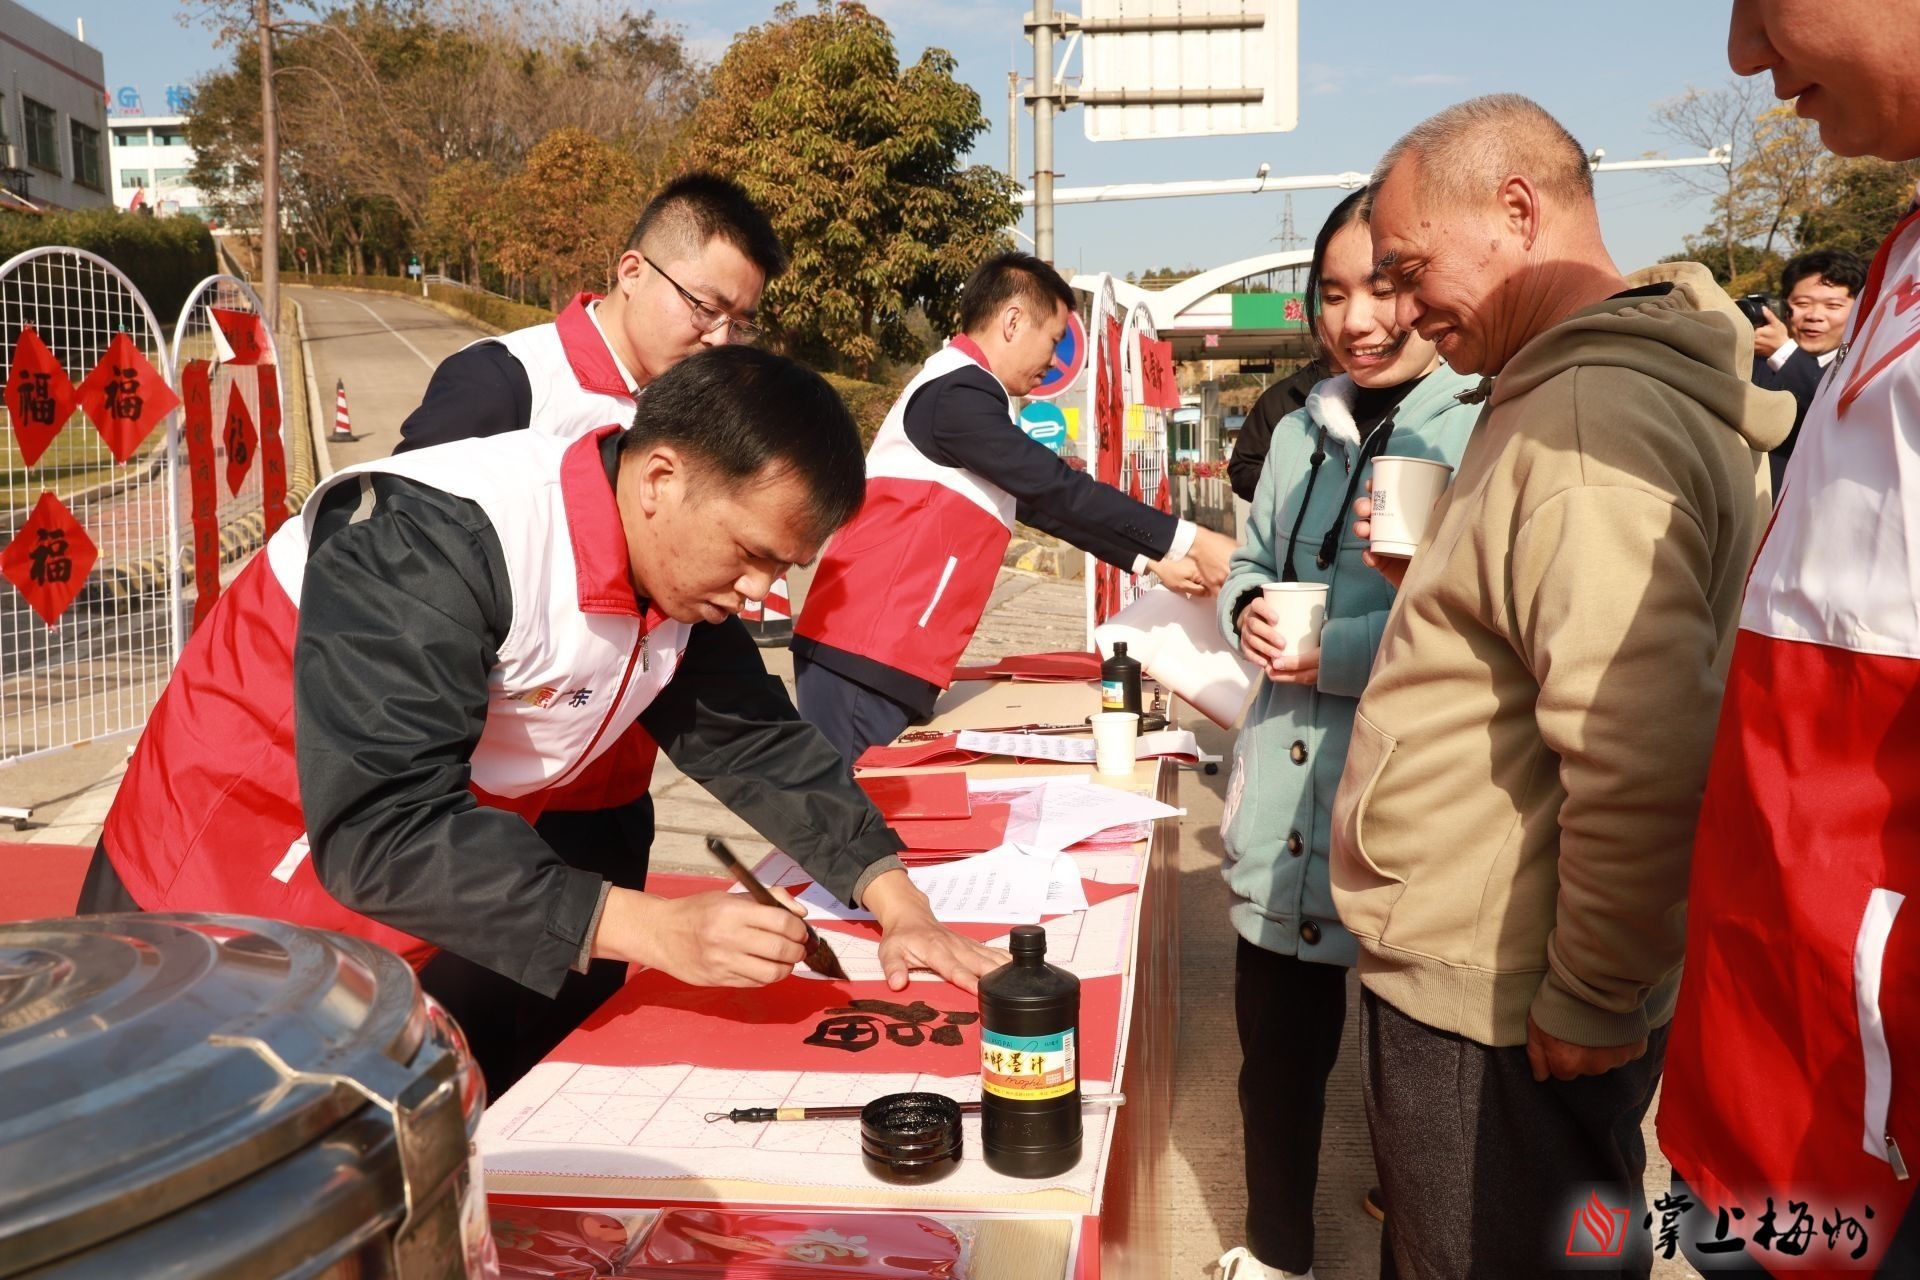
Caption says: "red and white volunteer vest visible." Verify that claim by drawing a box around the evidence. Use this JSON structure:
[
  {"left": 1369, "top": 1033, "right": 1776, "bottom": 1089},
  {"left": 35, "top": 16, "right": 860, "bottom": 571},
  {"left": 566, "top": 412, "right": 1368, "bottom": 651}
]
[
  {"left": 488, "top": 291, "right": 657, "bottom": 810},
  {"left": 795, "top": 339, "right": 1016, "bottom": 687},
  {"left": 103, "top": 426, "right": 688, "bottom": 966},
  {"left": 1660, "top": 209, "right": 1920, "bottom": 1264}
]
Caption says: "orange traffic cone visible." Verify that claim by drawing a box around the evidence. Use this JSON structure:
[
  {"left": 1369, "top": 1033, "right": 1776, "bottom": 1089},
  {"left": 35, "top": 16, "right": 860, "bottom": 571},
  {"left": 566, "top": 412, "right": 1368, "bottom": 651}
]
[{"left": 331, "top": 379, "right": 357, "bottom": 442}]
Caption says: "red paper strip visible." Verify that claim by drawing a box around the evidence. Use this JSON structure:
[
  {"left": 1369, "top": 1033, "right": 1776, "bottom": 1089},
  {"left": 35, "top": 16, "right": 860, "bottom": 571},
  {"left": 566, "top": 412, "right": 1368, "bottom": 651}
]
[
  {"left": 853, "top": 734, "right": 985, "bottom": 772},
  {"left": 888, "top": 802, "right": 1009, "bottom": 852},
  {"left": 2, "top": 491, "right": 97, "bottom": 626},
  {"left": 76, "top": 332, "right": 177, "bottom": 463},
  {"left": 5, "top": 326, "right": 76, "bottom": 467},
  {"left": 558, "top": 969, "right": 1124, "bottom": 1083},
  {"left": 1138, "top": 336, "right": 1180, "bottom": 409},
  {"left": 1154, "top": 471, "right": 1171, "bottom": 513},
  {"left": 855, "top": 770, "right": 971, "bottom": 821},
  {"left": 209, "top": 306, "right": 270, "bottom": 366},
  {"left": 949, "top": 650, "right": 1101, "bottom": 683},
  {"left": 222, "top": 382, "right": 257, "bottom": 496},
  {"left": 257, "top": 365, "right": 288, "bottom": 535},
  {"left": 180, "top": 360, "right": 222, "bottom": 628}
]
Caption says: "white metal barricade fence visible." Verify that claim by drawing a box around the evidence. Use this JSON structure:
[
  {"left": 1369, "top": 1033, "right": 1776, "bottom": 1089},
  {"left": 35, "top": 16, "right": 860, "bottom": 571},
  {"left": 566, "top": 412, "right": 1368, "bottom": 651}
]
[
  {"left": 170, "top": 274, "right": 282, "bottom": 644},
  {"left": 0, "top": 247, "right": 180, "bottom": 766}
]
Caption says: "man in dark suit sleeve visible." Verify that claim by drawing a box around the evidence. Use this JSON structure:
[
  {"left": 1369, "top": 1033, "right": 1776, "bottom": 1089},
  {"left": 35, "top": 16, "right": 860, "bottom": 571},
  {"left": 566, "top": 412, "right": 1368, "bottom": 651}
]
[
  {"left": 1228, "top": 358, "right": 1333, "bottom": 502},
  {"left": 1749, "top": 248, "right": 1866, "bottom": 496}
]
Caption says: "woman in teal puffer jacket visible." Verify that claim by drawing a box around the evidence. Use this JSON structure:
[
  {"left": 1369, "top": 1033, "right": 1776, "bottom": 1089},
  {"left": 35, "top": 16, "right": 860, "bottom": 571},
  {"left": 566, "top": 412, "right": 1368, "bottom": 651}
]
[{"left": 1213, "top": 191, "right": 1479, "bottom": 1280}]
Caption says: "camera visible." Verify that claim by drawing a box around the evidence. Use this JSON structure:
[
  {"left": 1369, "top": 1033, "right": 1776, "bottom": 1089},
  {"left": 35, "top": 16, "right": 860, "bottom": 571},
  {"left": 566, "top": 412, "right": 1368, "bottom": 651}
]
[{"left": 1735, "top": 294, "right": 1782, "bottom": 329}]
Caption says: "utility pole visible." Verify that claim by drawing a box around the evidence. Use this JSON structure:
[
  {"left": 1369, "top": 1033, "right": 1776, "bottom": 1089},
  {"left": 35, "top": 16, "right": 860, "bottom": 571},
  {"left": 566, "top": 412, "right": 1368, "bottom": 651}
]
[
  {"left": 1007, "top": 70, "right": 1019, "bottom": 185},
  {"left": 257, "top": 0, "right": 280, "bottom": 331},
  {"left": 1029, "top": 0, "right": 1058, "bottom": 263}
]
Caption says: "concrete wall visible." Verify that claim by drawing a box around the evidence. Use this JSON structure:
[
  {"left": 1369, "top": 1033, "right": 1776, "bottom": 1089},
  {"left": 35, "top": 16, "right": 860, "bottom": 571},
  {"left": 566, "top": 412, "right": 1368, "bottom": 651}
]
[{"left": 0, "top": 0, "right": 110, "bottom": 210}]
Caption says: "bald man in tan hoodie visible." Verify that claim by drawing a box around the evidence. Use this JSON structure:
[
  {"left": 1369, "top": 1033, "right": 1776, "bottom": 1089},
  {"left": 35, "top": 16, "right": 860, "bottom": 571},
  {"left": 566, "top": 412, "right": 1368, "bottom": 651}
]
[{"left": 1335, "top": 96, "right": 1793, "bottom": 1279}]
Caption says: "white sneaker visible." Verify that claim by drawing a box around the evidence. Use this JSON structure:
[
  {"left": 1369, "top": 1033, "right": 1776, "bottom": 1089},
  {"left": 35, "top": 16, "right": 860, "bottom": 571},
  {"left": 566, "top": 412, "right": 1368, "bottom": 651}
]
[{"left": 1216, "top": 1245, "right": 1316, "bottom": 1280}]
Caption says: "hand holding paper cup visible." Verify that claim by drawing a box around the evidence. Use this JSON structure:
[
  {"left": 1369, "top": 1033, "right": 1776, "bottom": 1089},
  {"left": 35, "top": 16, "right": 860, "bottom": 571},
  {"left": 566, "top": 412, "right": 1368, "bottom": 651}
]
[
  {"left": 1258, "top": 582, "right": 1329, "bottom": 658},
  {"left": 1090, "top": 711, "right": 1140, "bottom": 776},
  {"left": 1367, "top": 456, "right": 1454, "bottom": 558}
]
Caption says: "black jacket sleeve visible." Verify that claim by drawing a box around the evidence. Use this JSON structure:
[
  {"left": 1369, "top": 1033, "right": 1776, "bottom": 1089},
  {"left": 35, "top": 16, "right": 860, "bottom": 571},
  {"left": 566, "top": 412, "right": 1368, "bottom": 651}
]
[
  {"left": 640, "top": 616, "right": 905, "bottom": 906},
  {"left": 396, "top": 342, "right": 534, "bottom": 453},
  {"left": 906, "top": 365, "right": 1179, "bottom": 567},
  {"left": 1229, "top": 360, "right": 1327, "bottom": 502},
  {"left": 1014, "top": 496, "right": 1148, "bottom": 568},
  {"left": 294, "top": 475, "right": 606, "bottom": 997}
]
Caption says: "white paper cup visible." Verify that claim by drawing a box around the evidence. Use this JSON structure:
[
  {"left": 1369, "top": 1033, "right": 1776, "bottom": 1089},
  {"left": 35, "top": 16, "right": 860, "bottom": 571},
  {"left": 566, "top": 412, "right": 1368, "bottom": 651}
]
[
  {"left": 1368, "top": 456, "right": 1454, "bottom": 557},
  {"left": 1090, "top": 711, "right": 1140, "bottom": 776},
  {"left": 1259, "top": 582, "right": 1330, "bottom": 657}
]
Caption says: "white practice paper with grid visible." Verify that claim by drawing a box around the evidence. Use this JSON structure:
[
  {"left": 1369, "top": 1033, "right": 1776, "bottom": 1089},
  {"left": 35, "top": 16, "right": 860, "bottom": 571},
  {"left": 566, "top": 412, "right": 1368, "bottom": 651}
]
[{"left": 480, "top": 1061, "right": 1114, "bottom": 1198}]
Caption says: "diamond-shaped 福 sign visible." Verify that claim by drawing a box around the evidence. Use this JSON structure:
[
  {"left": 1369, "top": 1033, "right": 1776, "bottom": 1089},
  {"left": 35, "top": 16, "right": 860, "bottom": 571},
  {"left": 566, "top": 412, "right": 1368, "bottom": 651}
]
[{"left": 2, "top": 490, "right": 97, "bottom": 626}]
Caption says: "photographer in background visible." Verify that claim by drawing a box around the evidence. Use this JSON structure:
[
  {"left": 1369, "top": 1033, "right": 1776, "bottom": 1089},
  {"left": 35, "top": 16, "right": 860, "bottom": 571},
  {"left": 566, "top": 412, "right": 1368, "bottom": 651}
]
[{"left": 1746, "top": 248, "right": 1866, "bottom": 495}]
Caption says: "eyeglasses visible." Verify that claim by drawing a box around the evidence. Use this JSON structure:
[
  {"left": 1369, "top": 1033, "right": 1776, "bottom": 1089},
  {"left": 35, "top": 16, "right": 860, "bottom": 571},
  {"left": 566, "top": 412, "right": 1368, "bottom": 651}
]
[{"left": 643, "top": 255, "right": 762, "bottom": 344}]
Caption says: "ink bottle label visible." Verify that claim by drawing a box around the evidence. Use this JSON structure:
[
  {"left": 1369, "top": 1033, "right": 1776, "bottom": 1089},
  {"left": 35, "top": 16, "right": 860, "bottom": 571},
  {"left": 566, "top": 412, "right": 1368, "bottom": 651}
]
[
  {"left": 981, "top": 1028, "right": 1077, "bottom": 1100},
  {"left": 1100, "top": 679, "right": 1125, "bottom": 711}
]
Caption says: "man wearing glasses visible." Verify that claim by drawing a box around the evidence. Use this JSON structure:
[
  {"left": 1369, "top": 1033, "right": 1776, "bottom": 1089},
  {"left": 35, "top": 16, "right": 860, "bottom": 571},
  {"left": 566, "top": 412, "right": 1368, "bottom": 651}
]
[{"left": 392, "top": 172, "right": 786, "bottom": 1091}]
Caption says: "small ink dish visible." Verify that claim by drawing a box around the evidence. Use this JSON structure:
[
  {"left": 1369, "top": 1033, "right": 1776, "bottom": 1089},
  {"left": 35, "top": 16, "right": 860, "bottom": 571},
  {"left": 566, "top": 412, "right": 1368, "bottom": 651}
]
[{"left": 860, "top": 1091, "right": 963, "bottom": 1184}]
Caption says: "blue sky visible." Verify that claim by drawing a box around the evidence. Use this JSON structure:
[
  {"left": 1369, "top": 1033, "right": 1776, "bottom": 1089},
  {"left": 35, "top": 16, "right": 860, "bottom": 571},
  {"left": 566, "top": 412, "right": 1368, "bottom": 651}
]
[{"left": 68, "top": 0, "right": 1752, "bottom": 278}]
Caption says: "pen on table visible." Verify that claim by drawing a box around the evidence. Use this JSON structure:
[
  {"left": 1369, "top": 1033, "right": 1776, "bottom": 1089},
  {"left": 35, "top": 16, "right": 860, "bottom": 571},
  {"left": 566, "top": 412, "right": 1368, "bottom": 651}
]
[
  {"left": 706, "top": 1093, "right": 1128, "bottom": 1124},
  {"left": 704, "top": 835, "right": 849, "bottom": 981}
]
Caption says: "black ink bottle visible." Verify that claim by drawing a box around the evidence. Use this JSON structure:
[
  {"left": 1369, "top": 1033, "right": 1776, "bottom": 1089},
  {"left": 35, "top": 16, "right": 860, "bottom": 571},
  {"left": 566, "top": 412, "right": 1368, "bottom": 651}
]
[
  {"left": 979, "top": 924, "right": 1082, "bottom": 1177},
  {"left": 1100, "top": 642, "right": 1143, "bottom": 716}
]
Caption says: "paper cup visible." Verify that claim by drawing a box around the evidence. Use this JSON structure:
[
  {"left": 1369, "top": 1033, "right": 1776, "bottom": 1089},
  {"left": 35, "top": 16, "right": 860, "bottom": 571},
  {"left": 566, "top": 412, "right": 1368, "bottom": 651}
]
[
  {"left": 1368, "top": 456, "right": 1454, "bottom": 558},
  {"left": 1259, "top": 582, "right": 1330, "bottom": 656},
  {"left": 1090, "top": 711, "right": 1140, "bottom": 776}
]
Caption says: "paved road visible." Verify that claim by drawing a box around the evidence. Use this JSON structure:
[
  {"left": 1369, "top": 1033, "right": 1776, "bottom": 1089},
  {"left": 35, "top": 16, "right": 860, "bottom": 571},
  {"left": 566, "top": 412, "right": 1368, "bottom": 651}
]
[{"left": 289, "top": 285, "right": 493, "bottom": 470}]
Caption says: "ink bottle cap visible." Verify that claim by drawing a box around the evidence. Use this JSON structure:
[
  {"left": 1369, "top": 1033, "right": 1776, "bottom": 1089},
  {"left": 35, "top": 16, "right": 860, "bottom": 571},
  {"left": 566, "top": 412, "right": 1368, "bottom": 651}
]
[{"left": 860, "top": 1091, "right": 963, "bottom": 1185}]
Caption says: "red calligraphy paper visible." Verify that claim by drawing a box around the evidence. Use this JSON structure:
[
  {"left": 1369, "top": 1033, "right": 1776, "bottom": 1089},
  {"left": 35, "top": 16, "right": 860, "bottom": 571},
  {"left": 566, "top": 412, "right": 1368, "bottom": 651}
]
[
  {"left": 949, "top": 650, "right": 1101, "bottom": 683},
  {"left": 180, "top": 361, "right": 222, "bottom": 628},
  {"left": 1154, "top": 471, "right": 1171, "bottom": 513},
  {"left": 209, "top": 306, "right": 270, "bottom": 366},
  {"left": 222, "top": 382, "right": 258, "bottom": 496},
  {"left": 1137, "top": 337, "right": 1180, "bottom": 409},
  {"left": 886, "top": 802, "right": 1009, "bottom": 853},
  {"left": 257, "top": 365, "right": 288, "bottom": 535},
  {"left": 5, "top": 326, "right": 76, "bottom": 467},
  {"left": 852, "top": 734, "right": 985, "bottom": 773},
  {"left": 634, "top": 1209, "right": 963, "bottom": 1278},
  {"left": 855, "top": 770, "right": 970, "bottom": 821},
  {"left": 557, "top": 969, "right": 1123, "bottom": 1083},
  {"left": 2, "top": 491, "right": 97, "bottom": 626},
  {"left": 75, "top": 332, "right": 177, "bottom": 463}
]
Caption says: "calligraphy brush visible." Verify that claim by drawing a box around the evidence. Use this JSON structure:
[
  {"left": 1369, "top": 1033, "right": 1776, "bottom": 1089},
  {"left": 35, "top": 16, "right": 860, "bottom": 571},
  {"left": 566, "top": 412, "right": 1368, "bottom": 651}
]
[
  {"left": 704, "top": 835, "right": 849, "bottom": 980},
  {"left": 706, "top": 1093, "right": 1127, "bottom": 1124}
]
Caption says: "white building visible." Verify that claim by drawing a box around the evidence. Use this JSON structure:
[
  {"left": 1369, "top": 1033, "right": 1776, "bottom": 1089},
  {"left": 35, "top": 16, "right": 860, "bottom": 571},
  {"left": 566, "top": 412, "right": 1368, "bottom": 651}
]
[
  {"left": 107, "top": 115, "right": 206, "bottom": 218},
  {"left": 0, "top": 0, "right": 111, "bottom": 210}
]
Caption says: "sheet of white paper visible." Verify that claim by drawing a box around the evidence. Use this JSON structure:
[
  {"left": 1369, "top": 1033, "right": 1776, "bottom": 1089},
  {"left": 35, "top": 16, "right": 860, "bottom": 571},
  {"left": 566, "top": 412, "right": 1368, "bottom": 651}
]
[
  {"left": 789, "top": 844, "right": 1052, "bottom": 924},
  {"left": 1043, "top": 854, "right": 1091, "bottom": 913},
  {"left": 482, "top": 1062, "right": 1114, "bottom": 1200},
  {"left": 956, "top": 730, "right": 1095, "bottom": 762}
]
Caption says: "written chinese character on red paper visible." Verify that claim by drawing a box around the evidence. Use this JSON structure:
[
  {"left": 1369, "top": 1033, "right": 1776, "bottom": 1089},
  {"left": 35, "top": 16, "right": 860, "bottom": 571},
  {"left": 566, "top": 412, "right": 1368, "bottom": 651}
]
[
  {"left": 76, "top": 332, "right": 178, "bottom": 463},
  {"left": 257, "top": 366, "right": 288, "bottom": 535},
  {"left": 209, "top": 307, "right": 271, "bottom": 366},
  {"left": 222, "top": 383, "right": 258, "bottom": 496},
  {"left": 2, "top": 491, "right": 97, "bottom": 626},
  {"left": 5, "top": 327, "right": 77, "bottom": 467}
]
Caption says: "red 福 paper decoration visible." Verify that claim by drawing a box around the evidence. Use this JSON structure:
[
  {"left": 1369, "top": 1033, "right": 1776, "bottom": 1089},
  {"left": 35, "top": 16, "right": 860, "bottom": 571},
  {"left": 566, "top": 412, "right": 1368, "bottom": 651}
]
[
  {"left": 257, "top": 365, "right": 288, "bottom": 535},
  {"left": 2, "top": 491, "right": 97, "bottom": 626},
  {"left": 222, "top": 382, "right": 258, "bottom": 497},
  {"left": 76, "top": 332, "right": 177, "bottom": 463},
  {"left": 554, "top": 969, "right": 1124, "bottom": 1083},
  {"left": 208, "top": 306, "right": 270, "bottom": 366},
  {"left": 5, "top": 327, "right": 76, "bottom": 467},
  {"left": 180, "top": 361, "right": 223, "bottom": 628}
]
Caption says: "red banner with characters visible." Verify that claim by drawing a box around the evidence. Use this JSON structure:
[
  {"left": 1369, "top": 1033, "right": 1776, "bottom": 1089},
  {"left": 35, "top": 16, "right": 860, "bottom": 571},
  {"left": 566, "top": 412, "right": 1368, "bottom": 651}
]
[
  {"left": 180, "top": 361, "right": 222, "bottom": 628},
  {"left": 1137, "top": 336, "right": 1180, "bottom": 409},
  {"left": 257, "top": 366, "right": 288, "bottom": 537},
  {"left": 1, "top": 491, "right": 96, "bottom": 626},
  {"left": 222, "top": 383, "right": 257, "bottom": 497}
]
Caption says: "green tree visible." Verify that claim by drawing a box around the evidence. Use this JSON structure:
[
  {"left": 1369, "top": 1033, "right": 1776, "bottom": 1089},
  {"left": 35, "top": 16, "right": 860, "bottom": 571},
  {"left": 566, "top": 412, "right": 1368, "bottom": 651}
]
[
  {"left": 1797, "top": 157, "right": 1920, "bottom": 263},
  {"left": 680, "top": 1, "right": 1017, "bottom": 377},
  {"left": 422, "top": 157, "right": 502, "bottom": 282},
  {"left": 491, "top": 128, "right": 641, "bottom": 310}
]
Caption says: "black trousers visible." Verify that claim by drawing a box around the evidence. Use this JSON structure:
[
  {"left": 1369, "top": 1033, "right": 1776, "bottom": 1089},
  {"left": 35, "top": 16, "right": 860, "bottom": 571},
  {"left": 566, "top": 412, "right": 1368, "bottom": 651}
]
[
  {"left": 1361, "top": 989, "right": 1667, "bottom": 1280},
  {"left": 417, "top": 800, "right": 654, "bottom": 1101},
  {"left": 792, "top": 653, "right": 914, "bottom": 769},
  {"left": 1235, "top": 936, "right": 1351, "bottom": 1273}
]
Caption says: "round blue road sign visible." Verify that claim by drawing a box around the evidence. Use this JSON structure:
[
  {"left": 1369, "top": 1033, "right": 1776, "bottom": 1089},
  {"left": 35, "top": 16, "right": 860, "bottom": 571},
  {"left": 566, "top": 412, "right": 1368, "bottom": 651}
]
[{"left": 1029, "top": 312, "right": 1087, "bottom": 400}]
